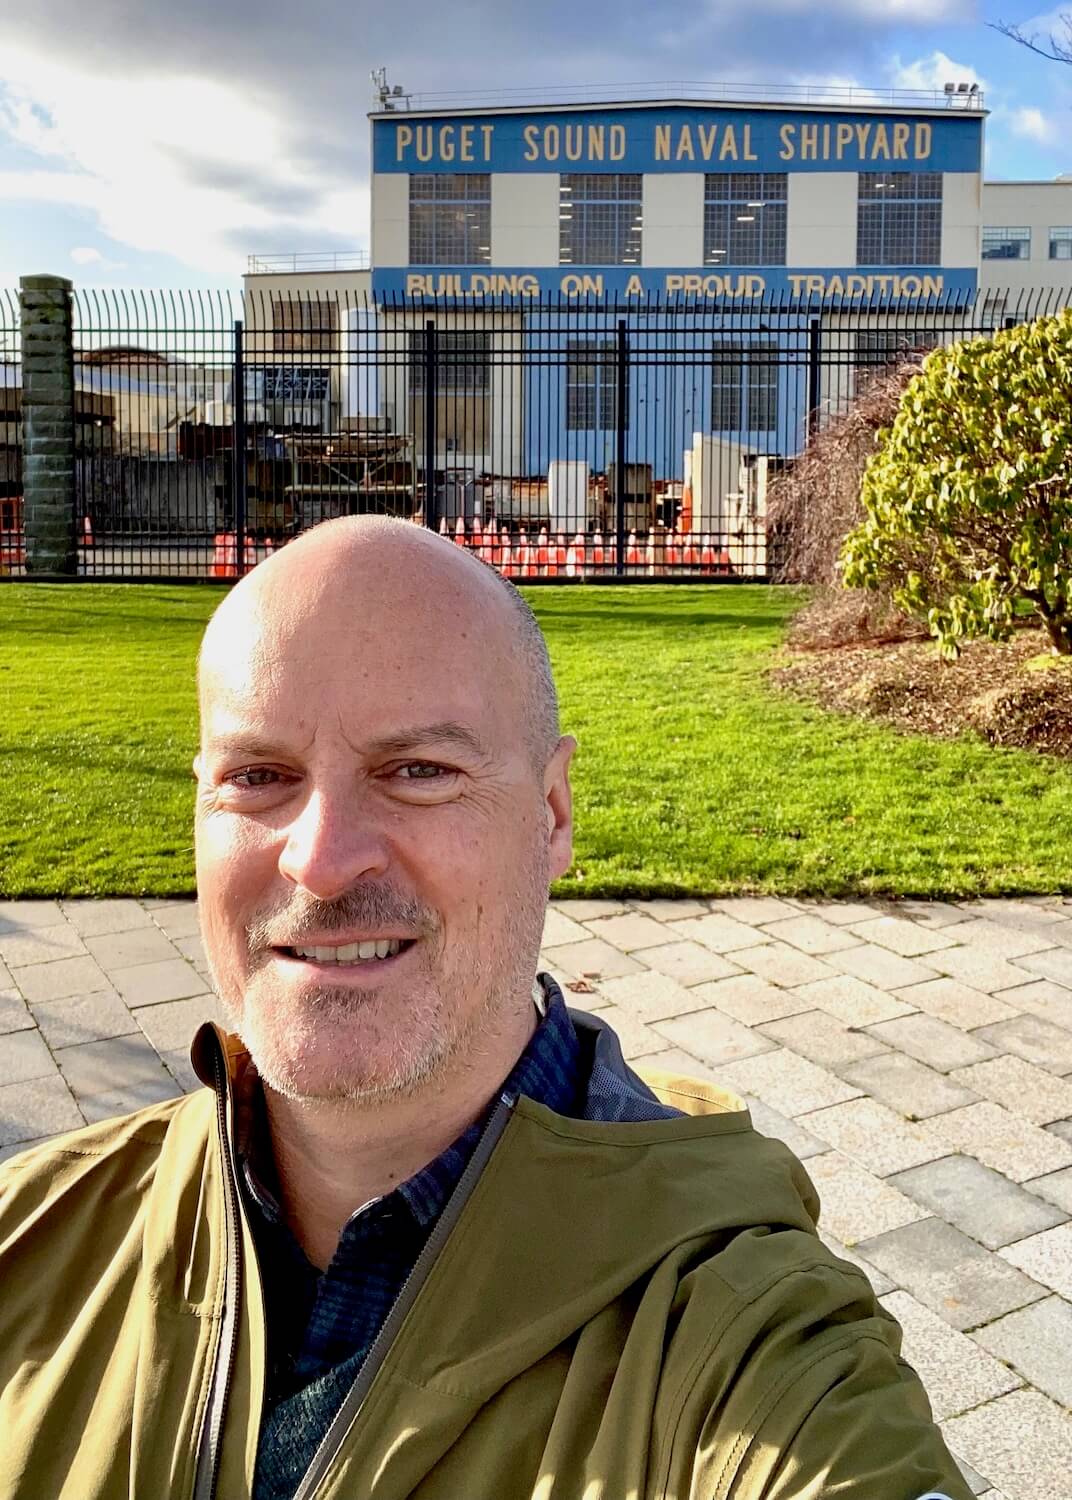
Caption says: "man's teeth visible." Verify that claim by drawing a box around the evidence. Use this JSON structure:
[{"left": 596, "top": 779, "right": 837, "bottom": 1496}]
[{"left": 292, "top": 939, "right": 404, "bottom": 963}]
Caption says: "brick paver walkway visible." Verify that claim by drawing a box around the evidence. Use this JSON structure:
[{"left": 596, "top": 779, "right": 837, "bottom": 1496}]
[{"left": 3, "top": 893, "right": 1072, "bottom": 1498}]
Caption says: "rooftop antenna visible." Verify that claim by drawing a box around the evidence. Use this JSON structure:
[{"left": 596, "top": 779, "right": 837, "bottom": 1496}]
[{"left": 371, "top": 67, "right": 410, "bottom": 111}]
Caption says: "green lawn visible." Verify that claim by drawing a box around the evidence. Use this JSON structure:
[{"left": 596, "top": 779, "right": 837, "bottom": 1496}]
[{"left": 2, "top": 583, "right": 1071, "bottom": 898}]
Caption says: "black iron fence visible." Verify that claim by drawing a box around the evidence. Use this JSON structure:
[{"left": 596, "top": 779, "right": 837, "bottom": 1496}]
[{"left": 1, "top": 286, "right": 1069, "bottom": 581}]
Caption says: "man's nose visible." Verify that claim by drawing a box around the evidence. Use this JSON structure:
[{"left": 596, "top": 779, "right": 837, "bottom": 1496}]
[{"left": 277, "top": 784, "right": 391, "bottom": 901}]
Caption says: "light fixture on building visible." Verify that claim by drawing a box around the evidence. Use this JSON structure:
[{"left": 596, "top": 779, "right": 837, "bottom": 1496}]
[
  {"left": 736, "top": 214, "right": 755, "bottom": 222},
  {"left": 944, "top": 82, "right": 956, "bottom": 94}
]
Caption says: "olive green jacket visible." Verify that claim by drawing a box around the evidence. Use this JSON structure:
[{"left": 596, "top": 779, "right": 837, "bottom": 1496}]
[{"left": 0, "top": 1011, "right": 971, "bottom": 1500}]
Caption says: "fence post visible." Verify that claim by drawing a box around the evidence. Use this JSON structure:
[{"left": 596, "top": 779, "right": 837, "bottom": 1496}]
[
  {"left": 615, "top": 317, "right": 627, "bottom": 578},
  {"left": 423, "top": 320, "right": 438, "bottom": 530},
  {"left": 806, "top": 316, "right": 822, "bottom": 440},
  {"left": 18, "top": 274, "right": 77, "bottom": 575},
  {"left": 232, "top": 318, "right": 247, "bottom": 573}
]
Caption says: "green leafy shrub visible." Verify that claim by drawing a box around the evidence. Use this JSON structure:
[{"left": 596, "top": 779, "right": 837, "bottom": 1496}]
[{"left": 841, "top": 310, "right": 1072, "bottom": 657}]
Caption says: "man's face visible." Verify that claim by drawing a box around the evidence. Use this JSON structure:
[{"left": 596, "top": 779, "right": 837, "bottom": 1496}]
[{"left": 194, "top": 555, "right": 573, "bottom": 1103}]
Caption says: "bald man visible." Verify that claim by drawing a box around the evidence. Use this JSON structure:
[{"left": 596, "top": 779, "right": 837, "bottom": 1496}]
[{"left": 0, "top": 518, "right": 972, "bottom": 1500}]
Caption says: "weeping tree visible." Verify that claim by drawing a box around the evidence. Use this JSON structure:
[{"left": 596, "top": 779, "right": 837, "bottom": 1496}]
[{"left": 841, "top": 311, "right": 1072, "bottom": 658}]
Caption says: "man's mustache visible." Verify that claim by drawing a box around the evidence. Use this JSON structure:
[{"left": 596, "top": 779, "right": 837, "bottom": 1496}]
[{"left": 245, "top": 885, "right": 438, "bottom": 951}]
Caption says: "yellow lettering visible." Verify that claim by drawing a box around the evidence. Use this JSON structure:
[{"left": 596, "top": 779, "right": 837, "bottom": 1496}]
[
  {"left": 743, "top": 123, "right": 757, "bottom": 161},
  {"left": 459, "top": 124, "right": 474, "bottom": 162},
  {"left": 589, "top": 124, "right": 605, "bottom": 161},
  {"left": 915, "top": 122, "right": 932, "bottom": 160},
  {"left": 415, "top": 125, "right": 434, "bottom": 163},
  {"left": 405, "top": 273, "right": 427, "bottom": 295},
  {"left": 821, "top": 123, "right": 831, "bottom": 159},
  {"left": 439, "top": 125, "right": 455, "bottom": 162},
  {"left": 665, "top": 273, "right": 685, "bottom": 293},
  {"left": 564, "top": 125, "right": 584, "bottom": 162},
  {"left": 481, "top": 124, "right": 494, "bottom": 161},
  {"left": 698, "top": 124, "right": 718, "bottom": 160},
  {"left": 872, "top": 124, "right": 890, "bottom": 160},
  {"left": 788, "top": 275, "right": 809, "bottom": 297},
  {"left": 470, "top": 274, "right": 490, "bottom": 294},
  {"left": 544, "top": 124, "right": 560, "bottom": 161},
  {"left": 827, "top": 276, "right": 845, "bottom": 297},
  {"left": 892, "top": 122, "right": 909, "bottom": 160},
  {"left": 396, "top": 124, "right": 413, "bottom": 161},
  {"left": 846, "top": 275, "right": 869, "bottom": 296},
  {"left": 703, "top": 275, "right": 723, "bottom": 296},
  {"left": 744, "top": 275, "right": 766, "bottom": 296},
  {"left": 806, "top": 274, "right": 825, "bottom": 296},
  {"left": 779, "top": 123, "right": 795, "bottom": 160},
  {"left": 800, "top": 124, "right": 818, "bottom": 160},
  {"left": 609, "top": 125, "right": 626, "bottom": 160},
  {"left": 676, "top": 124, "right": 695, "bottom": 161},
  {"left": 582, "top": 274, "right": 604, "bottom": 296},
  {"left": 855, "top": 123, "right": 871, "bottom": 158},
  {"left": 523, "top": 124, "right": 540, "bottom": 162},
  {"left": 835, "top": 123, "right": 853, "bottom": 160},
  {"left": 625, "top": 274, "right": 644, "bottom": 297},
  {"left": 518, "top": 275, "right": 539, "bottom": 296},
  {"left": 683, "top": 274, "right": 703, "bottom": 294},
  {"left": 654, "top": 123, "right": 671, "bottom": 161},
  {"left": 562, "top": 273, "right": 583, "bottom": 297},
  {"left": 719, "top": 125, "right": 739, "bottom": 161},
  {"left": 901, "top": 275, "right": 922, "bottom": 297},
  {"left": 922, "top": 275, "right": 943, "bottom": 297}
]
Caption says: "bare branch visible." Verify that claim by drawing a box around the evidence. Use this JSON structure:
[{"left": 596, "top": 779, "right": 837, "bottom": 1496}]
[{"left": 988, "top": 17, "right": 1072, "bottom": 64}]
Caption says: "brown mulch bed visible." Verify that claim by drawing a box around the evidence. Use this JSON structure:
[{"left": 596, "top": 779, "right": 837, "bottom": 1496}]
[{"left": 772, "top": 627, "right": 1072, "bottom": 758}]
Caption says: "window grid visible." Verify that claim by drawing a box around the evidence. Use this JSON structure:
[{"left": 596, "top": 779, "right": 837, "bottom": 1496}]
[
  {"left": 711, "top": 343, "right": 777, "bottom": 433},
  {"left": 1049, "top": 228, "right": 1072, "bottom": 261},
  {"left": 565, "top": 339, "right": 627, "bottom": 430},
  {"left": 854, "top": 329, "right": 941, "bottom": 380},
  {"left": 560, "top": 174, "right": 643, "bottom": 266},
  {"left": 704, "top": 174, "right": 787, "bottom": 266},
  {"left": 981, "top": 226, "right": 1031, "bottom": 261},
  {"left": 857, "top": 173, "right": 942, "bottom": 265},
  {"left": 409, "top": 175, "right": 492, "bottom": 265},
  {"left": 409, "top": 331, "right": 491, "bottom": 391},
  {"left": 271, "top": 299, "right": 338, "bottom": 353}
]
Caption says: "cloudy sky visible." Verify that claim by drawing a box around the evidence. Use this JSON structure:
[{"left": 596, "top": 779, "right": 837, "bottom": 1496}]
[{"left": 1, "top": 0, "right": 1070, "bottom": 289}]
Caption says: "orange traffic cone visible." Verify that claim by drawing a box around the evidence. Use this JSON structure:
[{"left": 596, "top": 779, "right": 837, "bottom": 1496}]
[
  {"left": 210, "top": 533, "right": 238, "bottom": 579},
  {"left": 80, "top": 514, "right": 93, "bottom": 547},
  {"left": 700, "top": 540, "right": 717, "bottom": 575},
  {"left": 591, "top": 530, "right": 605, "bottom": 571},
  {"left": 625, "top": 530, "right": 640, "bottom": 573},
  {"left": 680, "top": 533, "right": 700, "bottom": 569},
  {"left": 500, "top": 533, "right": 516, "bottom": 578},
  {"left": 566, "top": 532, "right": 585, "bottom": 578}
]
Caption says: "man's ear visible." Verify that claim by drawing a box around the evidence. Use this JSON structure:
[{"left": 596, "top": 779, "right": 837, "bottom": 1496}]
[{"left": 544, "top": 736, "right": 576, "bottom": 882}]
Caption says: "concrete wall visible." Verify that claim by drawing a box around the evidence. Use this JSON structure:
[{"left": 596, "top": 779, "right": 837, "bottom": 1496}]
[
  {"left": 491, "top": 173, "right": 560, "bottom": 265},
  {"left": 371, "top": 174, "right": 409, "bottom": 267},
  {"left": 785, "top": 173, "right": 857, "bottom": 266},
  {"left": 979, "top": 181, "right": 1072, "bottom": 300},
  {"left": 642, "top": 173, "right": 703, "bottom": 266},
  {"left": 942, "top": 172, "right": 981, "bottom": 268}
]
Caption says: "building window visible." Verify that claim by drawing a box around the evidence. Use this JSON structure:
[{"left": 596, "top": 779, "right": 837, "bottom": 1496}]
[
  {"left": 1049, "top": 227, "right": 1072, "bottom": 260},
  {"left": 408, "top": 331, "right": 490, "bottom": 390},
  {"left": 854, "top": 329, "right": 941, "bottom": 390},
  {"left": 560, "top": 175, "right": 642, "bottom": 265},
  {"left": 982, "top": 226, "right": 1031, "bottom": 260},
  {"left": 711, "top": 343, "right": 777, "bottom": 432},
  {"left": 409, "top": 174, "right": 491, "bottom": 265},
  {"left": 271, "top": 298, "right": 338, "bottom": 353},
  {"left": 857, "top": 173, "right": 943, "bottom": 265},
  {"left": 704, "top": 174, "right": 787, "bottom": 266},
  {"left": 566, "top": 340, "right": 627, "bottom": 430}
]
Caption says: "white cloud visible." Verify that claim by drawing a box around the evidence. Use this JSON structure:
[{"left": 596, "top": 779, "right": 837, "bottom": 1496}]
[
  {"left": 0, "top": 41, "right": 367, "bottom": 275},
  {"left": 69, "top": 247, "right": 102, "bottom": 265},
  {"left": 888, "top": 50, "right": 987, "bottom": 93},
  {"left": 1009, "top": 105, "right": 1060, "bottom": 144}
]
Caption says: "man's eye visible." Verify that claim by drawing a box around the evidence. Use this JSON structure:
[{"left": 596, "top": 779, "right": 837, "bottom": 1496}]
[
  {"left": 396, "top": 762, "right": 451, "bottom": 780},
  {"left": 227, "top": 768, "right": 282, "bottom": 788}
]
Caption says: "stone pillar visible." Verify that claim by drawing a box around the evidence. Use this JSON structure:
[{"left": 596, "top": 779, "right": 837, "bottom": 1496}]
[{"left": 19, "top": 274, "right": 77, "bottom": 574}]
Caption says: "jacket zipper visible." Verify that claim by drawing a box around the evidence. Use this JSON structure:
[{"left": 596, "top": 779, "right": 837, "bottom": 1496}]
[
  {"left": 290, "top": 1091, "right": 518, "bottom": 1500},
  {"left": 192, "top": 1047, "right": 245, "bottom": 1500}
]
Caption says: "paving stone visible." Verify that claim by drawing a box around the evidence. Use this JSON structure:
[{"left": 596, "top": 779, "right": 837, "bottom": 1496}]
[
  {"left": 759, "top": 1009, "right": 890, "bottom": 1068},
  {"left": 999, "top": 1221, "right": 1072, "bottom": 1300},
  {"left": 739, "top": 1094, "right": 826, "bottom": 1160},
  {"left": 60, "top": 899, "right": 155, "bottom": 937},
  {"left": 957, "top": 1465, "right": 996, "bottom": 1499},
  {"left": 174, "top": 934, "right": 210, "bottom": 973},
  {"left": 0, "top": 924, "right": 87, "bottom": 967},
  {"left": 79, "top": 1081, "right": 181, "bottom": 1124},
  {"left": 629, "top": 898, "right": 708, "bottom": 921},
  {"left": 112, "top": 958, "right": 229, "bottom": 1008},
  {"left": 634, "top": 1046, "right": 746, "bottom": 1105},
  {"left": 839, "top": 1052, "right": 980, "bottom": 1119},
  {"left": 598, "top": 970, "right": 713, "bottom": 1024},
  {"left": 709, "top": 896, "right": 800, "bottom": 925},
  {"left": 820, "top": 1233, "right": 895, "bottom": 1295},
  {"left": 994, "top": 979, "right": 1072, "bottom": 1030},
  {"left": 898, "top": 898, "right": 982, "bottom": 929},
  {"left": 895, "top": 977, "right": 1018, "bottom": 1030},
  {"left": 889, "top": 1155, "right": 1067, "bottom": 1250},
  {"left": 938, "top": 919, "right": 1060, "bottom": 961},
  {"left": 84, "top": 926, "right": 184, "bottom": 970},
  {"left": 638, "top": 941, "right": 741, "bottom": 988},
  {"left": 0, "top": 988, "right": 34, "bottom": 1034},
  {"left": 792, "top": 900, "right": 882, "bottom": 927},
  {"left": 0, "top": 958, "right": 10, "bottom": 989},
  {"left": 583, "top": 913, "right": 672, "bottom": 952},
  {"left": 0, "top": 1029, "right": 58, "bottom": 1084},
  {"left": 756, "top": 915, "right": 862, "bottom": 956},
  {"left": 868, "top": 1013, "right": 999, "bottom": 1073},
  {"left": 791, "top": 974, "right": 915, "bottom": 1027},
  {"left": 1046, "top": 1119, "right": 1072, "bottom": 1145},
  {"left": 972, "top": 1296, "right": 1072, "bottom": 1409},
  {"left": 0, "top": 1074, "right": 83, "bottom": 1146},
  {"left": 0, "top": 900, "right": 65, "bottom": 931},
  {"left": 57, "top": 1032, "right": 181, "bottom": 1101},
  {"left": 539, "top": 938, "right": 645, "bottom": 981},
  {"left": 149, "top": 902, "right": 201, "bottom": 939},
  {"left": 856, "top": 1217, "right": 1045, "bottom": 1331},
  {"left": 11, "top": 954, "right": 112, "bottom": 1004},
  {"left": 653, "top": 1008, "right": 776, "bottom": 1069},
  {"left": 581, "top": 1002, "right": 669, "bottom": 1062},
  {"left": 551, "top": 899, "right": 627, "bottom": 921},
  {"left": 973, "top": 1013, "right": 1072, "bottom": 1077},
  {"left": 882, "top": 1290, "right": 1021, "bottom": 1422},
  {"left": 0, "top": 1136, "right": 53, "bottom": 1165},
  {"left": 717, "top": 1049, "right": 861, "bottom": 1116},
  {"left": 161, "top": 1047, "right": 203, "bottom": 1094},
  {"left": 1014, "top": 946, "right": 1072, "bottom": 987},
  {"left": 804, "top": 1150, "right": 927, "bottom": 1245},
  {"left": 801, "top": 1096, "right": 950, "bottom": 1176},
  {"left": 669, "top": 912, "right": 771, "bottom": 955},
  {"left": 958, "top": 898, "right": 1071, "bottom": 933},
  {"left": 949, "top": 1055, "right": 1072, "bottom": 1127},
  {"left": 827, "top": 944, "right": 940, "bottom": 991},
  {"left": 937, "top": 1102, "right": 1072, "bottom": 1182},
  {"left": 725, "top": 942, "right": 836, "bottom": 989},
  {"left": 943, "top": 1389, "right": 1072, "bottom": 1500},
  {"left": 31, "top": 989, "right": 138, "bottom": 1050},
  {"left": 928, "top": 947, "right": 1042, "bottom": 996},
  {"left": 1037, "top": 918, "right": 1072, "bottom": 947},
  {"left": 1023, "top": 1167, "right": 1072, "bottom": 1215},
  {"left": 691, "top": 973, "right": 814, "bottom": 1026},
  {"left": 848, "top": 915, "right": 960, "bottom": 957},
  {"left": 541, "top": 908, "right": 589, "bottom": 948}
]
